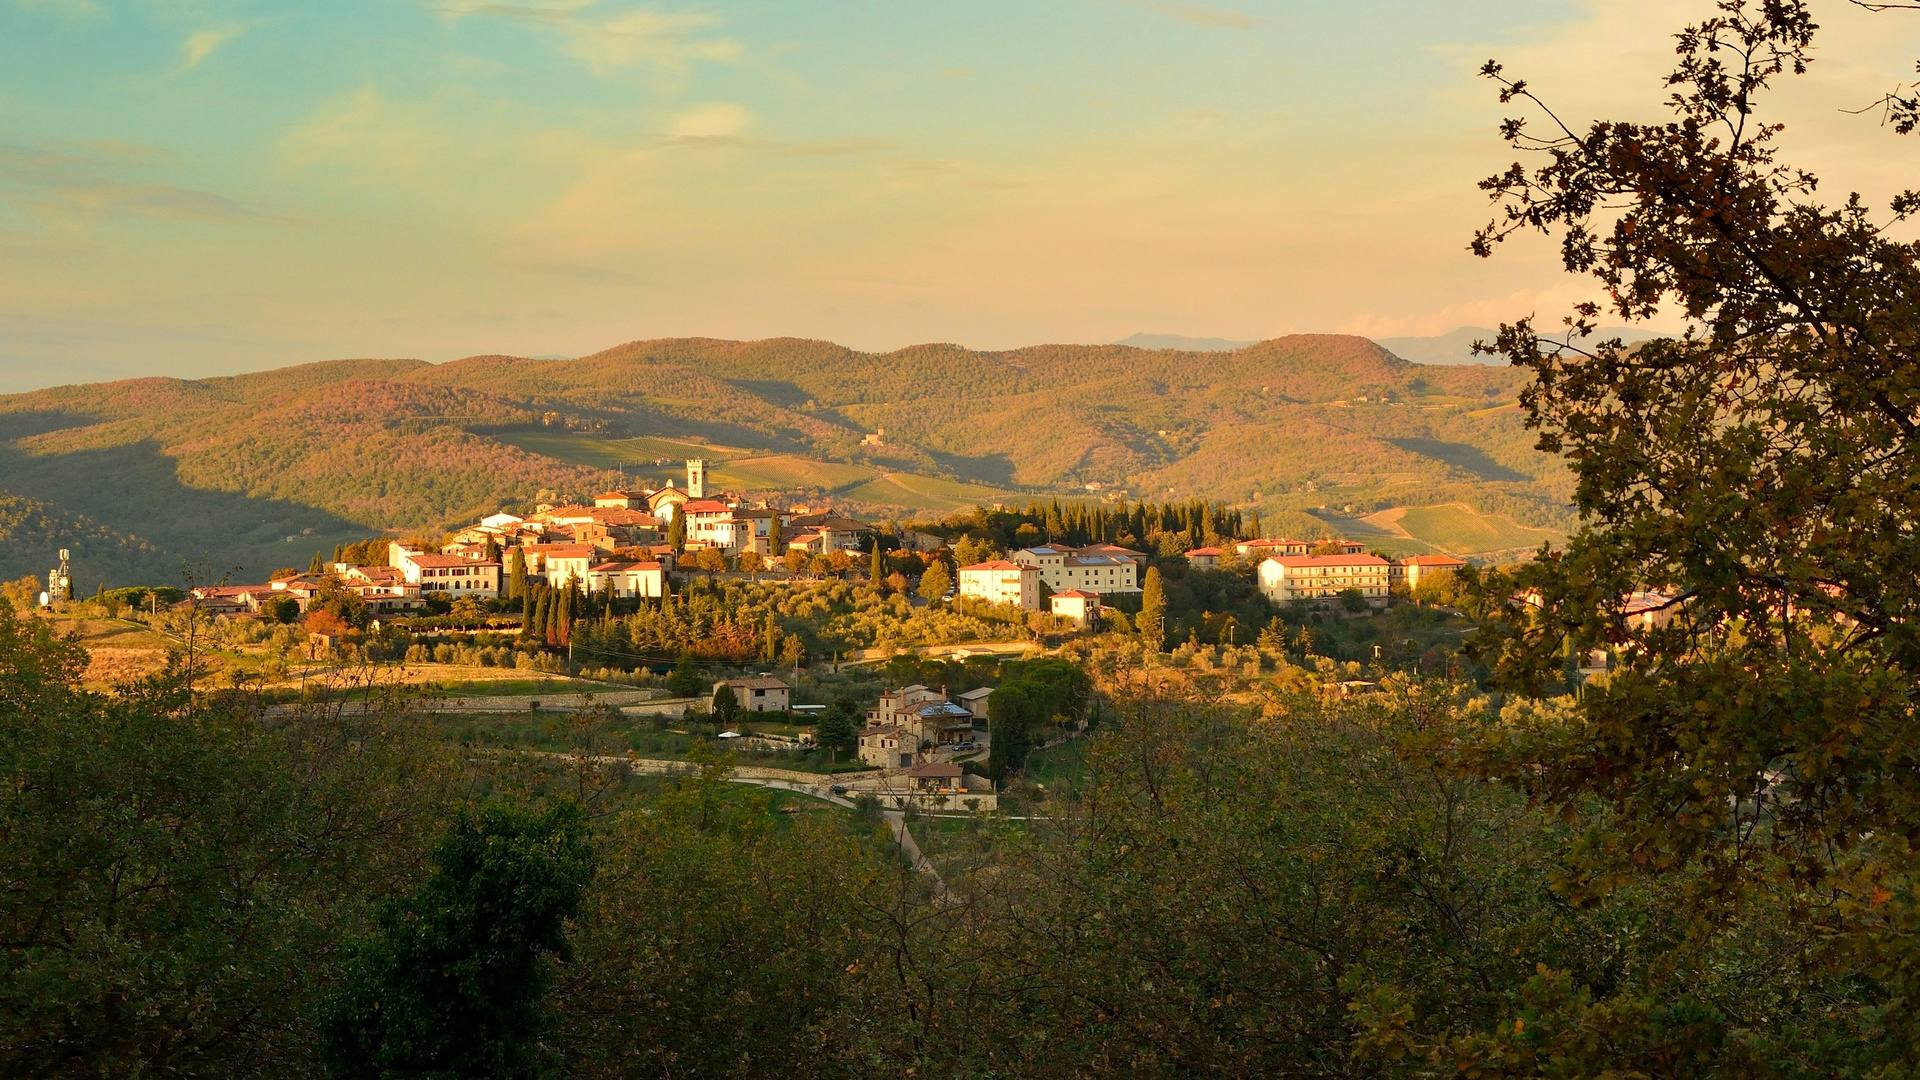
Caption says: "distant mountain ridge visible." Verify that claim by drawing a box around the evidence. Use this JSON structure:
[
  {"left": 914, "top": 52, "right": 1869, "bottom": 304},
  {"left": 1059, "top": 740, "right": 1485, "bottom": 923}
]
[
  {"left": 1113, "top": 333, "right": 1256, "bottom": 351},
  {"left": 1375, "top": 325, "right": 1663, "bottom": 365},
  {"left": 0, "top": 334, "right": 1570, "bottom": 589}
]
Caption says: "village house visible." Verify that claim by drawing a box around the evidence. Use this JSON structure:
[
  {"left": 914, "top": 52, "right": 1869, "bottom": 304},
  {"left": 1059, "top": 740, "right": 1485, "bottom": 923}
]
[
  {"left": 1257, "top": 554, "right": 1392, "bottom": 608},
  {"left": 1183, "top": 546, "right": 1223, "bottom": 571},
  {"left": 520, "top": 543, "right": 595, "bottom": 586},
  {"left": 1011, "top": 545, "right": 1140, "bottom": 594},
  {"left": 785, "top": 531, "right": 829, "bottom": 556},
  {"left": 593, "top": 489, "right": 651, "bottom": 509},
  {"left": 188, "top": 585, "right": 259, "bottom": 615},
  {"left": 1392, "top": 554, "right": 1468, "bottom": 590},
  {"left": 681, "top": 499, "right": 742, "bottom": 548},
  {"left": 582, "top": 560, "right": 664, "bottom": 599},
  {"left": 1075, "top": 542, "right": 1150, "bottom": 570},
  {"left": 1049, "top": 589, "right": 1103, "bottom": 629},
  {"left": 897, "top": 529, "right": 949, "bottom": 553},
  {"left": 389, "top": 546, "right": 502, "bottom": 598},
  {"left": 867, "top": 685, "right": 976, "bottom": 749},
  {"left": 958, "top": 559, "right": 1040, "bottom": 611},
  {"left": 715, "top": 676, "right": 790, "bottom": 713},
  {"left": 337, "top": 565, "right": 426, "bottom": 611},
  {"left": 784, "top": 513, "right": 874, "bottom": 552},
  {"left": 858, "top": 724, "right": 913, "bottom": 769},
  {"left": 1234, "top": 537, "right": 1310, "bottom": 558},
  {"left": 957, "top": 686, "right": 993, "bottom": 719},
  {"left": 905, "top": 761, "right": 964, "bottom": 794}
]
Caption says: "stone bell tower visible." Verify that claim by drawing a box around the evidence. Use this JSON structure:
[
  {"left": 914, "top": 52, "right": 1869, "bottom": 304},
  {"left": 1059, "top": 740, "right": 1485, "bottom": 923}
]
[{"left": 686, "top": 458, "right": 707, "bottom": 498}]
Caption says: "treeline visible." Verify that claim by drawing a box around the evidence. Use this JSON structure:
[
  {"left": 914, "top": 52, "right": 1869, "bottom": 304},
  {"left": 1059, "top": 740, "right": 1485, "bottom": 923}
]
[
  {"left": 931, "top": 497, "right": 1265, "bottom": 553},
  {"left": 516, "top": 578, "right": 793, "bottom": 667}
]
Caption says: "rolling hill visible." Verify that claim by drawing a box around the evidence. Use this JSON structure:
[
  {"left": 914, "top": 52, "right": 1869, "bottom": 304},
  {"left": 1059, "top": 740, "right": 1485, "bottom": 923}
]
[{"left": 0, "top": 334, "right": 1571, "bottom": 590}]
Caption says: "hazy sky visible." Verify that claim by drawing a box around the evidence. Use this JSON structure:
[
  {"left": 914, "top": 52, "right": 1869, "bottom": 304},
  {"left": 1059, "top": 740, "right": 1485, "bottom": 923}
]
[{"left": 3, "top": 0, "right": 1917, "bottom": 390}]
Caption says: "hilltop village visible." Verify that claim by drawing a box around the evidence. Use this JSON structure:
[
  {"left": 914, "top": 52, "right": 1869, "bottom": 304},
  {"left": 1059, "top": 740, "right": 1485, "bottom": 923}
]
[
  {"left": 179, "top": 459, "right": 1470, "bottom": 627},
  {"left": 34, "top": 458, "right": 1497, "bottom": 801}
]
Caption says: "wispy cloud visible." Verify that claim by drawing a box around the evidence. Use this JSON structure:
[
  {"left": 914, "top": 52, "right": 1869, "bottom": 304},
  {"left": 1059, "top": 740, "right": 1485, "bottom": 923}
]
[
  {"left": 668, "top": 102, "right": 748, "bottom": 139},
  {"left": 1114, "top": 0, "right": 1262, "bottom": 30},
  {"left": 182, "top": 25, "right": 246, "bottom": 69},
  {"left": 0, "top": 142, "right": 245, "bottom": 221},
  {"left": 435, "top": 1, "right": 740, "bottom": 78}
]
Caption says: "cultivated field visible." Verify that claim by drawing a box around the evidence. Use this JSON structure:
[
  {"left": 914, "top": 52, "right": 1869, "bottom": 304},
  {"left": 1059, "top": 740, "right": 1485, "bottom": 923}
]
[
  {"left": 1368, "top": 503, "right": 1562, "bottom": 556},
  {"left": 844, "top": 473, "right": 1015, "bottom": 513},
  {"left": 709, "top": 455, "right": 878, "bottom": 491}
]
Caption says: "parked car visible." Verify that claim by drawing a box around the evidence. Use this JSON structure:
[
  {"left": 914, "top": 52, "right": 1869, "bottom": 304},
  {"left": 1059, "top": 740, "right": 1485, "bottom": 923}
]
[{"left": 829, "top": 784, "right": 848, "bottom": 795}]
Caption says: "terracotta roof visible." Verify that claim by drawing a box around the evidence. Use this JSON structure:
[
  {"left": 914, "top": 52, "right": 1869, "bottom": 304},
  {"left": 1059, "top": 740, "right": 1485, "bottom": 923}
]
[
  {"left": 720, "top": 676, "right": 790, "bottom": 690},
  {"left": 590, "top": 560, "right": 663, "bottom": 572},
  {"left": 959, "top": 560, "right": 1025, "bottom": 571},
  {"left": 682, "top": 499, "right": 731, "bottom": 514},
  {"left": 1184, "top": 547, "right": 1224, "bottom": 557},
  {"left": 1400, "top": 554, "right": 1467, "bottom": 567},
  {"left": 194, "top": 585, "right": 263, "bottom": 597},
  {"left": 590, "top": 508, "right": 657, "bottom": 526},
  {"left": 410, "top": 554, "right": 493, "bottom": 568},
  {"left": 526, "top": 543, "right": 593, "bottom": 557},
  {"left": 1078, "top": 543, "right": 1148, "bottom": 557},
  {"left": 1051, "top": 589, "right": 1100, "bottom": 599},
  {"left": 1266, "top": 554, "right": 1390, "bottom": 568},
  {"left": 907, "top": 762, "right": 964, "bottom": 779}
]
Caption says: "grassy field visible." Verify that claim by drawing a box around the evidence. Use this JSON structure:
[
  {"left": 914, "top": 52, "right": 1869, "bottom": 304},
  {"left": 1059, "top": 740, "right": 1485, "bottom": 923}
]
[
  {"left": 709, "top": 455, "right": 878, "bottom": 491},
  {"left": 845, "top": 472, "right": 1014, "bottom": 513},
  {"left": 1021, "top": 738, "right": 1086, "bottom": 790},
  {"left": 1379, "top": 503, "right": 1563, "bottom": 555}
]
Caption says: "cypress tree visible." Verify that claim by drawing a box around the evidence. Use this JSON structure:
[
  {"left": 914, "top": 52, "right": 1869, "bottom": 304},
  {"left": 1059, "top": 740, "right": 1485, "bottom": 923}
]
[
  {"left": 1139, "top": 566, "right": 1167, "bottom": 652},
  {"left": 667, "top": 512, "right": 687, "bottom": 553},
  {"left": 310, "top": 551, "right": 326, "bottom": 575},
  {"left": 532, "top": 590, "right": 551, "bottom": 643},
  {"left": 870, "top": 545, "right": 886, "bottom": 583},
  {"left": 508, "top": 548, "right": 528, "bottom": 601}
]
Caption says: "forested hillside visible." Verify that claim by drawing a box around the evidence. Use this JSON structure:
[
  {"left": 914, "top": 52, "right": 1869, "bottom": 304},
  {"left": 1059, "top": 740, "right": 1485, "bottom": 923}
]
[{"left": 0, "top": 334, "right": 1564, "bottom": 589}]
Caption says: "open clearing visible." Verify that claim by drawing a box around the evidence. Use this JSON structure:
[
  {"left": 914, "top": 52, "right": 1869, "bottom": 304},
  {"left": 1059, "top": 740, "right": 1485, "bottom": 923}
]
[
  {"left": 845, "top": 473, "right": 1014, "bottom": 513},
  {"left": 1366, "top": 503, "right": 1562, "bottom": 555},
  {"left": 709, "top": 455, "right": 878, "bottom": 491}
]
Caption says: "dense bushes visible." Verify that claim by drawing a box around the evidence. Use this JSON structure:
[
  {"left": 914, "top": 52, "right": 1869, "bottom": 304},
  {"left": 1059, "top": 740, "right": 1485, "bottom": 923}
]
[{"left": 0, "top": 605, "right": 454, "bottom": 1077}]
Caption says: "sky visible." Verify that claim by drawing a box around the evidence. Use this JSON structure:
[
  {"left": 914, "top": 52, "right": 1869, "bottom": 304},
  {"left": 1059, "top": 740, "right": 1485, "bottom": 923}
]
[{"left": 2, "top": 0, "right": 1918, "bottom": 391}]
